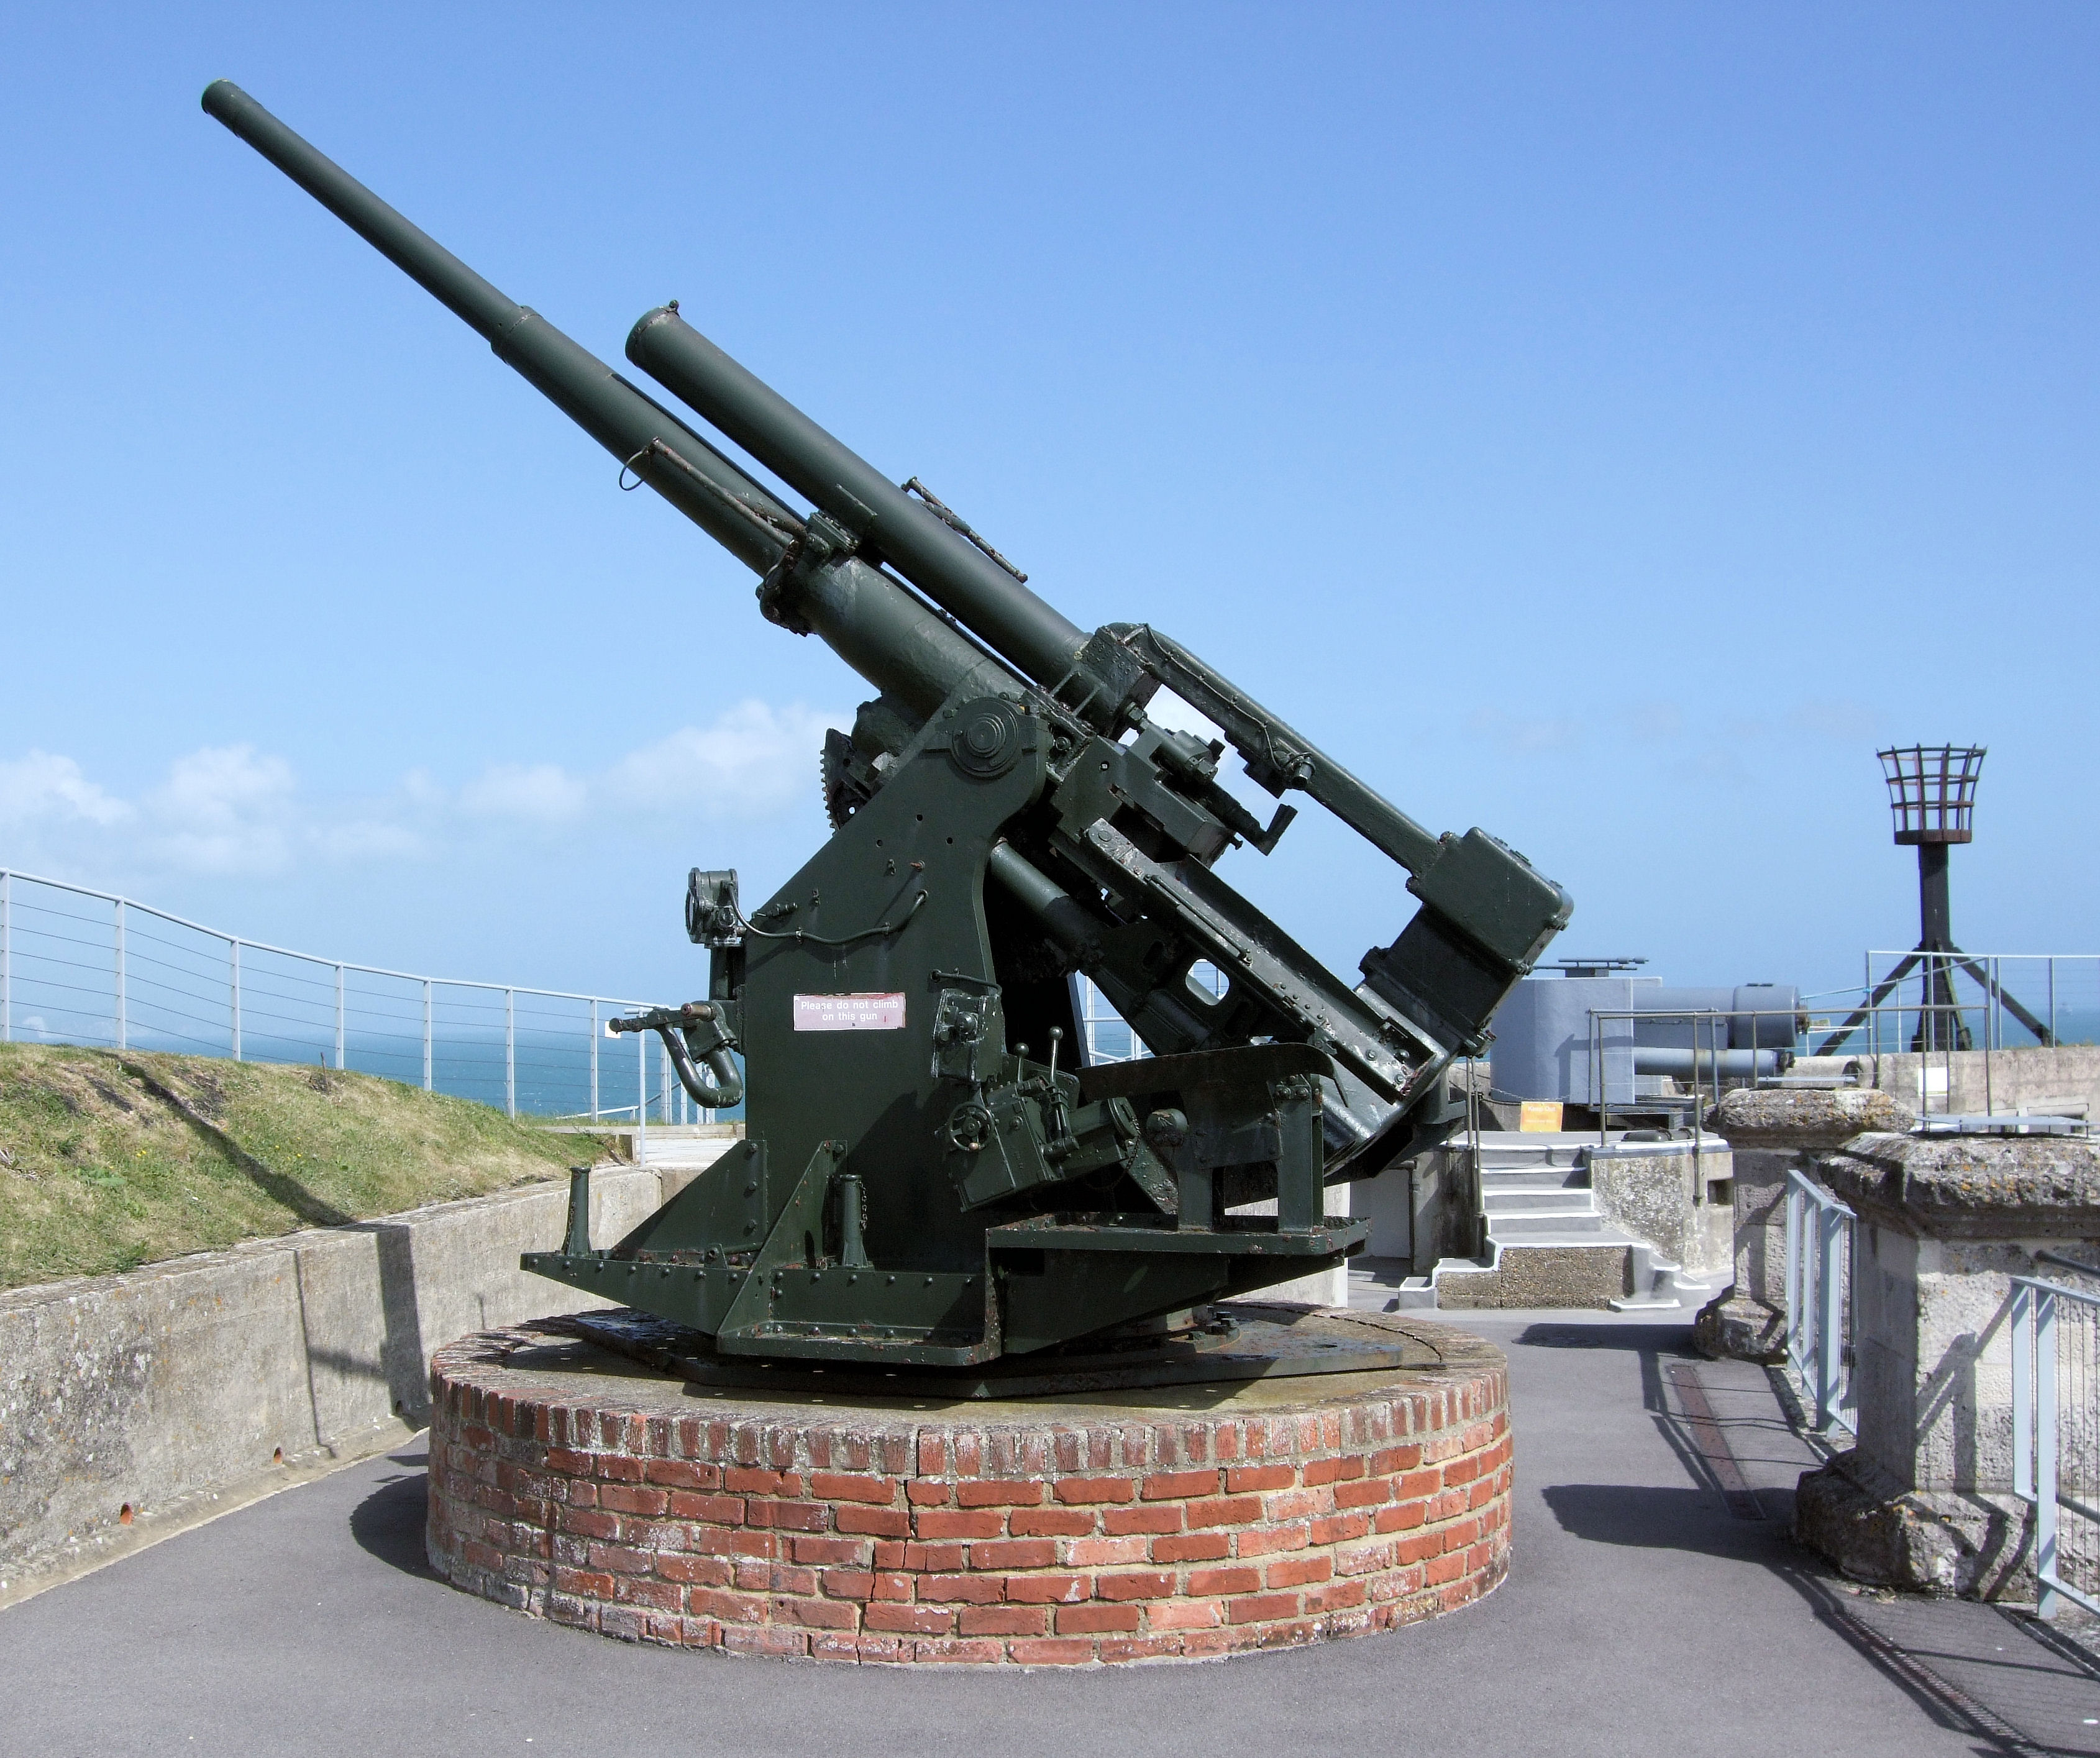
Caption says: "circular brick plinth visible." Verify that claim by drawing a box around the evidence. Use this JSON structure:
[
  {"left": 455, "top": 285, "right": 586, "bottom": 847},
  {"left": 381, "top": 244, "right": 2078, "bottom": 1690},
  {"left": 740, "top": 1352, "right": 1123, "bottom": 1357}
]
[{"left": 426, "top": 1309, "right": 1510, "bottom": 1665}]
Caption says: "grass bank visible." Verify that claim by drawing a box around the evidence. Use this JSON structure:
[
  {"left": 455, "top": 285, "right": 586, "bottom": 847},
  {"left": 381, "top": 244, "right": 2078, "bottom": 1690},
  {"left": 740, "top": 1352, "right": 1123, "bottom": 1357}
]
[{"left": 0, "top": 1044, "right": 617, "bottom": 1291}]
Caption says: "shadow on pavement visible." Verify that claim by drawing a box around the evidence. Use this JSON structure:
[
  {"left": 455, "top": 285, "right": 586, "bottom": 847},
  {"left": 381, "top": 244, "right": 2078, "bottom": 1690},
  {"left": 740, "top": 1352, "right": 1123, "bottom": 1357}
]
[
  {"left": 1784, "top": 1569, "right": 2090, "bottom": 1758},
  {"left": 349, "top": 1467, "right": 440, "bottom": 1581},
  {"left": 1540, "top": 1482, "right": 1781, "bottom": 1555},
  {"left": 1515, "top": 1321, "right": 1703, "bottom": 1356},
  {"left": 1520, "top": 1321, "right": 2081, "bottom": 1758}
]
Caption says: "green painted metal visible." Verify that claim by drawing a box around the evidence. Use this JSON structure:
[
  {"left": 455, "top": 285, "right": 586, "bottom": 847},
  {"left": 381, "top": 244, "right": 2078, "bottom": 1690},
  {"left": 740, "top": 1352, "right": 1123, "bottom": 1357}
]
[{"left": 204, "top": 81, "right": 1574, "bottom": 1367}]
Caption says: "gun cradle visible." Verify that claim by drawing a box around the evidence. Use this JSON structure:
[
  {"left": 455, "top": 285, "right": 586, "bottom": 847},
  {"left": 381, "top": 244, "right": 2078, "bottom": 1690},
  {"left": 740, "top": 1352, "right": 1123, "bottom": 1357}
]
[{"left": 205, "top": 81, "right": 1573, "bottom": 1366}]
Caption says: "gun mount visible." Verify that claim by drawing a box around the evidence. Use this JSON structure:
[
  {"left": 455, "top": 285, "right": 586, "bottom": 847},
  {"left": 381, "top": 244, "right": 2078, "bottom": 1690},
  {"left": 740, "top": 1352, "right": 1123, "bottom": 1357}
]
[{"left": 204, "top": 82, "right": 1571, "bottom": 1371}]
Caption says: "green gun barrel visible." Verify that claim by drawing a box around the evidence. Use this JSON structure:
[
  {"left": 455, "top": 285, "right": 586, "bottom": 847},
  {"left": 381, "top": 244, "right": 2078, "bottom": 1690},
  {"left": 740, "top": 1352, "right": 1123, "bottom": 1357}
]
[
  {"left": 201, "top": 79, "right": 796, "bottom": 577},
  {"left": 627, "top": 306, "right": 1089, "bottom": 695},
  {"left": 199, "top": 80, "right": 1013, "bottom": 720}
]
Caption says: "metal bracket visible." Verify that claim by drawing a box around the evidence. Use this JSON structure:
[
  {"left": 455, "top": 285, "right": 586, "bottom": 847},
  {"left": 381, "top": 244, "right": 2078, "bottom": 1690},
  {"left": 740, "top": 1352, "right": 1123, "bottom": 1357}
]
[
  {"left": 718, "top": 1139, "right": 844, "bottom": 1349},
  {"left": 931, "top": 987, "right": 995, "bottom": 1083}
]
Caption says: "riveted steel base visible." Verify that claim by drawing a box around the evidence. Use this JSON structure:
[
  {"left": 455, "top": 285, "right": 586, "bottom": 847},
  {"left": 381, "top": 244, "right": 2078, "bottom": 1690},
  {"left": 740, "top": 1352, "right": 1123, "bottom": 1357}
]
[{"left": 570, "top": 1302, "right": 1444, "bottom": 1401}]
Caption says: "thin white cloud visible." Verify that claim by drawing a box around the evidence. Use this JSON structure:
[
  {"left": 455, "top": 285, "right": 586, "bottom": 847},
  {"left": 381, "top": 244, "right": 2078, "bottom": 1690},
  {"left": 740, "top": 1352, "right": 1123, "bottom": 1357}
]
[
  {"left": 1470, "top": 706, "right": 1584, "bottom": 755},
  {"left": 1620, "top": 700, "right": 1686, "bottom": 745},
  {"left": 0, "top": 698, "right": 844, "bottom": 884},
  {"left": 310, "top": 819, "right": 426, "bottom": 862},
  {"left": 0, "top": 750, "right": 132, "bottom": 829},
  {"left": 1788, "top": 699, "right": 1878, "bottom": 743},
  {"left": 605, "top": 703, "right": 838, "bottom": 818},
  {"left": 144, "top": 745, "right": 297, "bottom": 876},
  {"left": 459, "top": 762, "right": 590, "bottom": 823}
]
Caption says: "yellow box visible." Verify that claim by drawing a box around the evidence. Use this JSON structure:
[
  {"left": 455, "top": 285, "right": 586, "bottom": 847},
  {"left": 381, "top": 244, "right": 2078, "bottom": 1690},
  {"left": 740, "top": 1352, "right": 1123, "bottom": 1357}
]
[{"left": 1518, "top": 1101, "right": 1564, "bottom": 1134}]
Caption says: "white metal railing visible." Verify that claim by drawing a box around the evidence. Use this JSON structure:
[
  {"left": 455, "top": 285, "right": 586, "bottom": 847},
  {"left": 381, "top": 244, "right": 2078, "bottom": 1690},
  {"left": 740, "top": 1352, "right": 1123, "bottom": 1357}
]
[
  {"left": 2012, "top": 1270, "right": 2100, "bottom": 1619},
  {"left": 1078, "top": 965, "right": 1228, "bottom": 1066},
  {"left": 1573, "top": 986, "right": 2098, "bottom": 1126},
  {"left": 1837, "top": 950, "right": 2100, "bottom": 1056},
  {"left": 1582, "top": 1005, "right": 1806, "bottom": 1130},
  {"left": 0, "top": 867, "right": 708, "bottom": 1126},
  {"left": 1785, "top": 1167, "right": 1856, "bottom": 1435},
  {"left": 1079, "top": 976, "right": 1144, "bottom": 1065}
]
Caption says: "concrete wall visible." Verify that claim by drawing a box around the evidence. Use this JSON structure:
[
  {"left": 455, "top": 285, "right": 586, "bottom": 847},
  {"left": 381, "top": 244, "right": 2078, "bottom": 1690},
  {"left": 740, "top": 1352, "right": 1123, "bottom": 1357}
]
[
  {"left": 1794, "top": 1045, "right": 2100, "bottom": 1119},
  {"left": 1348, "top": 1160, "right": 1414, "bottom": 1260},
  {"left": 1223, "top": 1182, "right": 1353, "bottom": 1306},
  {"left": 0, "top": 1154, "right": 731, "bottom": 1596},
  {"left": 1589, "top": 1142, "right": 1734, "bottom": 1278},
  {"left": 1848, "top": 1226, "right": 2029, "bottom": 1498},
  {"left": 1400, "top": 1144, "right": 1478, "bottom": 1272},
  {"left": 1489, "top": 977, "right": 1646, "bottom": 1105},
  {"left": 1725, "top": 1145, "right": 1794, "bottom": 1313}
]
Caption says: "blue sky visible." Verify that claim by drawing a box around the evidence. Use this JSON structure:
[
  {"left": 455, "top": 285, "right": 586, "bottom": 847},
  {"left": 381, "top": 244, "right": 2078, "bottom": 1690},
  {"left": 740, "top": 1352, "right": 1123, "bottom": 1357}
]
[{"left": 2, "top": 3, "right": 2095, "bottom": 1009}]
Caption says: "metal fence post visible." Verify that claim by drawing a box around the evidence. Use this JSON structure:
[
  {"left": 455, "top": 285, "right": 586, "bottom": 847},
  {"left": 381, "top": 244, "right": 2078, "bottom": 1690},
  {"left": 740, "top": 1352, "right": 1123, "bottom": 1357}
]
[
  {"left": 2012, "top": 1281, "right": 2034, "bottom": 1505},
  {"left": 334, "top": 963, "right": 345, "bottom": 1070},
  {"left": 2036, "top": 1287, "right": 2060, "bottom": 1621},
  {"left": 590, "top": 1000, "right": 599, "bottom": 1123},
  {"left": 231, "top": 940, "right": 242, "bottom": 1061},
  {"left": 422, "top": 980, "right": 433, "bottom": 1091},
  {"left": 1784, "top": 1179, "right": 1804, "bottom": 1378},
  {"left": 114, "top": 898, "right": 126, "bottom": 1050},
  {"left": 636, "top": 1027, "right": 647, "bottom": 1161},
  {"left": 2, "top": 870, "right": 11, "bottom": 1044},
  {"left": 505, "top": 987, "right": 516, "bottom": 1119},
  {"left": 1817, "top": 1205, "right": 1847, "bottom": 1432}
]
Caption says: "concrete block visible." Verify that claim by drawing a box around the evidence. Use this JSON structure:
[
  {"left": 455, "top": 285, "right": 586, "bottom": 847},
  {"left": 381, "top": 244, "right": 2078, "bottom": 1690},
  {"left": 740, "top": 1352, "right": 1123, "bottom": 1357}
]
[
  {"left": 1695, "top": 1088, "right": 1915, "bottom": 1362},
  {"left": 1589, "top": 1144, "right": 1733, "bottom": 1278},
  {"left": 1791, "top": 1130, "right": 2100, "bottom": 1600},
  {"left": 0, "top": 1143, "right": 737, "bottom": 1595}
]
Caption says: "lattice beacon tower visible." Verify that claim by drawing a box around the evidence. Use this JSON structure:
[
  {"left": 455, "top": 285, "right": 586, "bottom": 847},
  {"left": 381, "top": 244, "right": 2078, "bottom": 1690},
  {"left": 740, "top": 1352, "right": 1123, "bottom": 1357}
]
[{"left": 1818, "top": 745, "right": 2051, "bottom": 1054}]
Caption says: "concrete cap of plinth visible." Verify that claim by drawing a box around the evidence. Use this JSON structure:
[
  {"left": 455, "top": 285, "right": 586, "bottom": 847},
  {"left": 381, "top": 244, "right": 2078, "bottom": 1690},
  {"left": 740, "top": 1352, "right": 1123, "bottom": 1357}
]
[
  {"left": 1707, "top": 1086, "right": 1916, "bottom": 1152},
  {"left": 1817, "top": 1131, "right": 2100, "bottom": 1239}
]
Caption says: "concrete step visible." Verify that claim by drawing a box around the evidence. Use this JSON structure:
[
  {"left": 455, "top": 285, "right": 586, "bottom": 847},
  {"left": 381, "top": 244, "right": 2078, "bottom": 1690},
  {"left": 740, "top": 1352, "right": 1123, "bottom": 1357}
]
[
  {"left": 1489, "top": 1218, "right": 1637, "bottom": 1246},
  {"left": 1476, "top": 1148, "right": 1587, "bottom": 1172},
  {"left": 1482, "top": 1190, "right": 1598, "bottom": 1215},
  {"left": 634, "top": 1125, "right": 742, "bottom": 1169},
  {"left": 1478, "top": 1167, "right": 1591, "bottom": 1192},
  {"left": 1610, "top": 1259, "right": 1725, "bottom": 1314}
]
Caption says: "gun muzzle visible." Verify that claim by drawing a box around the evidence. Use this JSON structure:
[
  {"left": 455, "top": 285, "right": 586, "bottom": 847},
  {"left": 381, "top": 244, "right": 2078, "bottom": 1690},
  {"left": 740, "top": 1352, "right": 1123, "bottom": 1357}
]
[{"left": 199, "top": 80, "right": 799, "bottom": 576}]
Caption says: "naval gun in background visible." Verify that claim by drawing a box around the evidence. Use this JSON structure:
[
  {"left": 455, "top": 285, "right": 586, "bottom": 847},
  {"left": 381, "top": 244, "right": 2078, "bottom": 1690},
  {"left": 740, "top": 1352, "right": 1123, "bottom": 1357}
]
[{"left": 203, "top": 81, "right": 1572, "bottom": 1368}]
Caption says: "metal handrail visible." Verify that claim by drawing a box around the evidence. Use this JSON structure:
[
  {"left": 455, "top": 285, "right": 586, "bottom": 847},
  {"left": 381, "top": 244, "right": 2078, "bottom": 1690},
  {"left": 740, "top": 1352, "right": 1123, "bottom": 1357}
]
[
  {"left": 1785, "top": 1167, "right": 1856, "bottom": 1436},
  {"left": 0, "top": 866, "right": 644, "bottom": 1002},
  {"left": 0, "top": 866, "right": 695, "bottom": 1127},
  {"left": 2011, "top": 1273, "right": 2100, "bottom": 1620},
  {"left": 1582, "top": 1006, "right": 1804, "bottom": 1137}
]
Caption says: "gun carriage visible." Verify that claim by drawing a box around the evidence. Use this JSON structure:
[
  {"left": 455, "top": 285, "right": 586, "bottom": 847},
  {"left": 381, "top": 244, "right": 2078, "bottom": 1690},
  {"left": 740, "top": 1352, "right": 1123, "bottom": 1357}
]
[{"left": 204, "top": 82, "right": 1571, "bottom": 1385}]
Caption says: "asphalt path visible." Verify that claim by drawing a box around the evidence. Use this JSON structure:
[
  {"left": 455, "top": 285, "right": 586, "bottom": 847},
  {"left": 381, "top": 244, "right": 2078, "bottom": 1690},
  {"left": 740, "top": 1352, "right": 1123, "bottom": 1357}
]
[{"left": 4, "top": 1308, "right": 2092, "bottom": 1757}]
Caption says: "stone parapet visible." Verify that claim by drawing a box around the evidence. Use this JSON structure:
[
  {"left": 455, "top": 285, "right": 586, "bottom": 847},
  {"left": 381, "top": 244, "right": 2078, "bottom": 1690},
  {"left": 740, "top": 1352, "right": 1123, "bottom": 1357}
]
[
  {"left": 426, "top": 1311, "right": 1512, "bottom": 1665},
  {"left": 1588, "top": 1142, "right": 1733, "bottom": 1280},
  {"left": 1819, "top": 1131, "right": 2100, "bottom": 1239},
  {"left": 1694, "top": 1088, "right": 1915, "bottom": 1361},
  {"left": 1793, "top": 1130, "right": 2100, "bottom": 1600},
  {"left": 1709, "top": 1086, "right": 1917, "bottom": 1151}
]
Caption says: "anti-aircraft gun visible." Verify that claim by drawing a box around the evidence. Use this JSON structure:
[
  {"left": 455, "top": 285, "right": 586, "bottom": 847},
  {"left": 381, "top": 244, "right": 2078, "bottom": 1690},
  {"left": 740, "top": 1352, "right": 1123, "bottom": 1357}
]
[{"left": 204, "top": 82, "right": 1572, "bottom": 1374}]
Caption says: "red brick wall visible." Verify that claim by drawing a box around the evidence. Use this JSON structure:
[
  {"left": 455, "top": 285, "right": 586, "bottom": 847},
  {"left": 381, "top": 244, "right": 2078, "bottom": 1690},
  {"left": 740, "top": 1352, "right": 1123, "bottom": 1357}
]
[{"left": 427, "top": 1321, "right": 1510, "bottom": 1665}]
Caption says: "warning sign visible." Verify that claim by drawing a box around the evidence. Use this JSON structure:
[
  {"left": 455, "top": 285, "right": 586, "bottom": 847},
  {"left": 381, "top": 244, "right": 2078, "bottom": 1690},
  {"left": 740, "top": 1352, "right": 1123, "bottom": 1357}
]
[{"left": 793, "top": 993, "right": 906, "bottom": 1032}]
